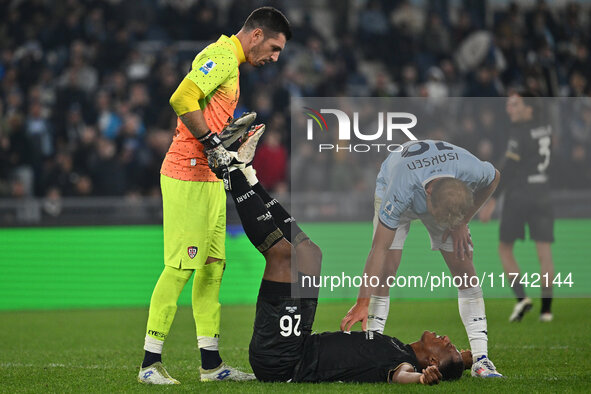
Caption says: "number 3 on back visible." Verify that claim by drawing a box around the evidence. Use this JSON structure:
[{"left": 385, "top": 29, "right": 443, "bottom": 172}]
[{"left": 537, "top": 136, "right": 551, "bottom": 173}]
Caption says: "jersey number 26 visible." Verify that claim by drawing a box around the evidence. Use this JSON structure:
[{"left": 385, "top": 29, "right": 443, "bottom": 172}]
[{"left": 279, "top": 314, "right": 301, "bottom": 337}]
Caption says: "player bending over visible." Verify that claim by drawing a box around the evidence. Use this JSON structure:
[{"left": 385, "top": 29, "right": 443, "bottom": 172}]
[
  {"left": 205, "top": 129, "right": 468, "bottom": 384},
  {"left": 340, "top": 140, "right": 503, "bottom": 378}
]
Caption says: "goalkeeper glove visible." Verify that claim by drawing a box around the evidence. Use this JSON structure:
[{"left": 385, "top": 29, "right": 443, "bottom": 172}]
[{"left": 198, "top": 131, "right": 235, "bottom": 175}]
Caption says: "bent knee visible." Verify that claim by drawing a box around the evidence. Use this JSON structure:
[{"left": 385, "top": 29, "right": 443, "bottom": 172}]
[{"left": 265, "top": 238, "right": 292, "bottom": 261}]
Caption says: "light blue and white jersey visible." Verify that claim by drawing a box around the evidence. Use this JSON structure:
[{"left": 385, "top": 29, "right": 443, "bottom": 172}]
[{"left": 376, "top": 140, "right": 496, "bottom": 230}]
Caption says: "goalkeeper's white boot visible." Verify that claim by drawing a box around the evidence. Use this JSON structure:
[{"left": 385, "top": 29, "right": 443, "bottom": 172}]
[
  {"left": 200, "top": 362, "right": 256, "bottom": 382},
  {"left": 219, "top": 112, "right": 257, "bottom": 149},
  {"left": 509, "top": 297, "right": 533, "bottom": 322},
  {"left": 138, "top": 362, "right": 180, "bottom": 384},
  {"left": 236, "top": 124, "right": 266, "bottom": 163},
  {"left": 471, "top": 355, "right": 503, "bottom": 378}
]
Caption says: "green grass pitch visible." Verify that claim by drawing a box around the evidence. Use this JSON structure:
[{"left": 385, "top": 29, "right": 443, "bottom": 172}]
[
  {"left": 1, "top": 220, "right": 590, "bottom": 392},
  {"left": 2, "top": 299, "right": 591, "bottom": 393}
]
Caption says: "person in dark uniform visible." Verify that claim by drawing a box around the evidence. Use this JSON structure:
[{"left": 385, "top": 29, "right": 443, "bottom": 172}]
[
  {"left": 208, "top": 135, "right": 468, "bottom": 384},
  {"left": 479, "top": 91, "right": 555, "bottom": 323}
]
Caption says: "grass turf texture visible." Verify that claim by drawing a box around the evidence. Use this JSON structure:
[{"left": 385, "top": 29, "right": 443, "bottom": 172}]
[
  {"left": 1, "top": 220, "right": 590, "bottom": 391},
  {"left": 1, "top": 299, "right": 591, "bottom": 393}
]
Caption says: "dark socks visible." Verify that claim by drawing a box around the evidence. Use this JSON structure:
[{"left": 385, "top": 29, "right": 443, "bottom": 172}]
[
  {"left": 541, "top": 298, "right": 552, "bottom": 314},
  {"left": 252, "top": 182, "right": 304, "bottom": 244},
  {"left": 511, "top": 277, "right": 526, "bottom": 300},
  {"left": 142, "top": 346, "right": 223, "bottom": 371},
  {"left": 229, "top": 170, "right": 283, "bottom": 252},
  {"left": 200, "top": 349, "right": 222, "bottom": 370},
  {"left": 541, "top": 287, "right": 553, "bottom": 313},
  {"left": 142, "top": 350, "right": 161, "bottom": 368}
]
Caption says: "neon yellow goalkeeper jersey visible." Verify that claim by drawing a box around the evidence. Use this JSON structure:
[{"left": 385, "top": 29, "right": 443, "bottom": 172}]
[{"left": 162, "top": 34, "right": 245, "bottom": 182}]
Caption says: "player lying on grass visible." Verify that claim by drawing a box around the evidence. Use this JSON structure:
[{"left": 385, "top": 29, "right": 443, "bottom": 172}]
[{"left": 205, "top": 127, "right": 470, "bottom": 384}]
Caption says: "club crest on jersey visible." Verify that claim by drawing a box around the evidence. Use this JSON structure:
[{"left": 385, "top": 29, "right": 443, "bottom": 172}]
[
  {"left": 285, "top": 306, "right": 298, "bottom": 313},
  {"left": 188, "top": 246, "right": 198, "bottom": 259},
  {"left": 199, "top": 60, "right": 216, "bottom": 75}
]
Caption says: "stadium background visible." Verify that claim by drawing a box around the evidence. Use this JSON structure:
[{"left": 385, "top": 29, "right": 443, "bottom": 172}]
[
  {"left": 1, "top": 0, "right": 590, "bottom": 306},
  {"left": 1, "top": 0, "right": 591, "bottom": 391}
]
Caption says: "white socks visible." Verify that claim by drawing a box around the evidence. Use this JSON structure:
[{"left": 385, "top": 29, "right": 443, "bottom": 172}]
[
  {"left": 145, "top": 335, "right": 219, "bottom": 353},
  {"left": 367, "top": 295, "right": 390, "bottom": 333},
  {"left": 366, "top": 288, "right": 488, "bottom": 361},
  {"left": 458, "top": 286, "right": 488, "bottom": 360},
  {"left": 241, "top": 165, "right": 259, "bottom": 186},
  {"left": 144, "top": 335, "right": 164, "bottom": 354},
  {"left": 198, "top": 336, "right": 219, "bottom": 351}
]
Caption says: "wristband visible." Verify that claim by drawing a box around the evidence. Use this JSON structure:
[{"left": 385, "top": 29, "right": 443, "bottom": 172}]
[{"left": 197, "top": 131, "right": 222, "bottom": 150}]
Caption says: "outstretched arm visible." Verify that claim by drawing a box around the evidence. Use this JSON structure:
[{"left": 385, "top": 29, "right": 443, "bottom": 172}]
[
  {"left": 390, "top": 364, "right": 442, "bottom": 385},
  {"left": 340, "top": 221, "right": 395, "bottom": 331}
]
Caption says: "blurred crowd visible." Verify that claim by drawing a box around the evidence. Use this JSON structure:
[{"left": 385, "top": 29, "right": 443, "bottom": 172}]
[{"left": 1, "top": 0, "right": 591, "bottom": 202}]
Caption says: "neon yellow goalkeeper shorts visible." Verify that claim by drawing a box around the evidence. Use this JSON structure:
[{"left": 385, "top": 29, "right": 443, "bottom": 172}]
[{"left": 161, "top": 174, "right": 226, "bottom": 270}]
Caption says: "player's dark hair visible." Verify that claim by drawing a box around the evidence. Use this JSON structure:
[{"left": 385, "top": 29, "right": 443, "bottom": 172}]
[
  {"left": 243, "top": 6, "right": 292, "bottom": 40},
  {"left": 438, "top": 357, "right": 465, "bottom": 381},
  {"left": 514, "top": 89, "right": 542, "bottom": 118}
]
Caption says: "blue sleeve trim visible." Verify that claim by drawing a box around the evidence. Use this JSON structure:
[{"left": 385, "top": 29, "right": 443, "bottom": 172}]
[{"left": 378, "top": 217, "right": 398, "bottom": 231}]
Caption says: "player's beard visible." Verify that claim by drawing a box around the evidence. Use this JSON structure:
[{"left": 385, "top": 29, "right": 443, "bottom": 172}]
[{"left": 250, "top": 43, "right": 268, "bottom": 67}]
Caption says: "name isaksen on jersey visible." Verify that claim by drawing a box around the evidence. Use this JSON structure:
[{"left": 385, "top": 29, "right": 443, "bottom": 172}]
[{"left": 406, "top": 152, "right": 459, "bottom": 170}]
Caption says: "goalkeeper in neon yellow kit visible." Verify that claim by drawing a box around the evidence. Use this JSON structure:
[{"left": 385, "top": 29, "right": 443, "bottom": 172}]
[{"left": 138, "top": 7, "right": 291, "bottom": 384}]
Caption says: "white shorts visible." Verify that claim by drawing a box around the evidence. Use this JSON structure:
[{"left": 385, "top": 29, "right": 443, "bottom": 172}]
[{"left": 373, "top": 196, "right": 471, "bottom": 253}]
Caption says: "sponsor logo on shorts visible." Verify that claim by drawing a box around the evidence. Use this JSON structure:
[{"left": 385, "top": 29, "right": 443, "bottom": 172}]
[
  {"left": 285, "top": 306, "right": 297, "bottom": 313},
  {"left": 188, "top": 246, "right": 198, "bottom": 259},
  {"left": 199, "top": 60, "right": 216, "bottom": 75}
]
